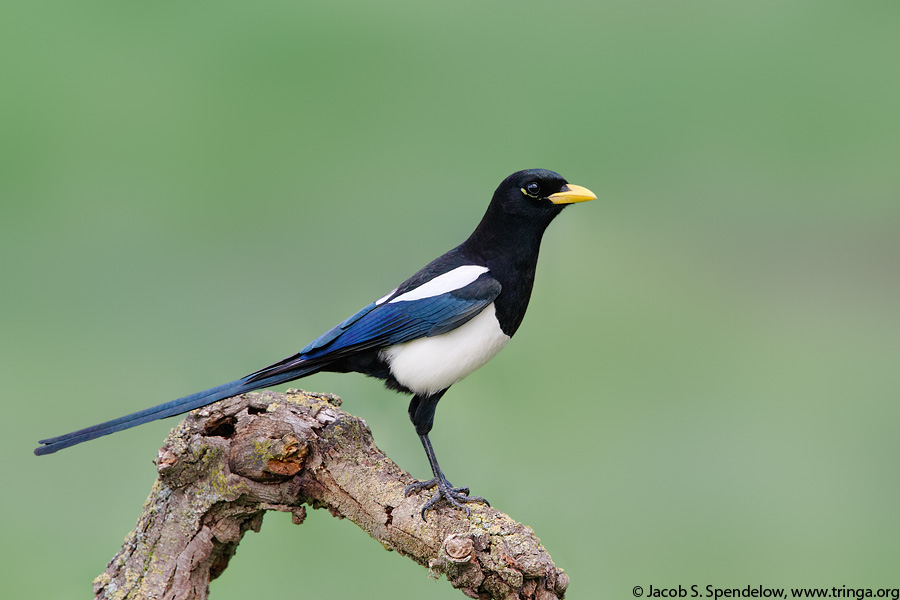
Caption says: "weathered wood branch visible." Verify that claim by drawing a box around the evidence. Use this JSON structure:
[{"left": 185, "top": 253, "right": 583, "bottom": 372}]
[{"left": 93, "top": 389, "right": 568, "bottom": 600}]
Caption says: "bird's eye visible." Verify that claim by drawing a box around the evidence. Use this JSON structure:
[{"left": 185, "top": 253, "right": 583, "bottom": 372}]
[{"left": 524, "top": 182, "right": 541, "bottom": 198}]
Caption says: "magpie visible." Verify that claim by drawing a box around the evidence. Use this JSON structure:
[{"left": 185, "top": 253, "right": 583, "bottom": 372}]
[{"left": 34, "top": 168, "right": 596, "bottom": 518}]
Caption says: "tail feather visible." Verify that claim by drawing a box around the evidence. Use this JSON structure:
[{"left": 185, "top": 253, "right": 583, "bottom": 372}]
[{"left": 34, "top": 363, "right": 323, "bottom": 456}]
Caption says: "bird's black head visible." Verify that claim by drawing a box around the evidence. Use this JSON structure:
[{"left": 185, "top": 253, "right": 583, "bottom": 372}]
[
  {"left": 465, "top": 169, "right": 596, "bottom": 256},
  {"left": 493, "top": 169, "right": 596, "bottom": 219}
]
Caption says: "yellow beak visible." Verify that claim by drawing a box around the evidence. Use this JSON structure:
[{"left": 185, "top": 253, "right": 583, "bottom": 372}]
[{"left": 547, "top": 183, "right": 597, "bottom": 205}]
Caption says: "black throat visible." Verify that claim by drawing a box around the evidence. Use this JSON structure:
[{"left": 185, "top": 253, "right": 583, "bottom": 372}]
[{"left": 459, "top": 197, "right": 564, "bottom": 337}]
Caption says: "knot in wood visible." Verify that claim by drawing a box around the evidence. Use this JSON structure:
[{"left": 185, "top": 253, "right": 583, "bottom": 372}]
[
  {"left": 228, "top": 416, "right": 310, "bottom": 482},
  {"left": 442, "top": 534, "right": 475, "bottom": 563},
  {"left": 265, "top": 435, "right": 308, "bottom": 477}
]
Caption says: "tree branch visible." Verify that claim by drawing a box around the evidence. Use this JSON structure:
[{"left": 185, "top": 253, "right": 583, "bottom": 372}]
[{"left": 92, "top": 389, "right": 568, "bottom": 600}]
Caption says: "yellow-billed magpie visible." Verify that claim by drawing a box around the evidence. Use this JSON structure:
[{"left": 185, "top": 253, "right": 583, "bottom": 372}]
[{"left": 34, "top": 169, "right": 596, "bottom": 518}]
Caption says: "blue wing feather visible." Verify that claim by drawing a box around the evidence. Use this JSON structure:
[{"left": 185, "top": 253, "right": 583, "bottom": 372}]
[
  {"left": 298, "top": 301, "right": 378, "bottom": 355},
  {"left": 310, "top": 272, "right": 500, "bottom": 355},
  {"left": 245, "top": 272, "right": 501, "bottom": 383}
]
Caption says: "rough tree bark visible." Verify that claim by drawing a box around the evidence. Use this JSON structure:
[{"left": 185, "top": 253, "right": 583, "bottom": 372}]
[{"left": 92, "top": 389, "right": 568, "bottom": 600}]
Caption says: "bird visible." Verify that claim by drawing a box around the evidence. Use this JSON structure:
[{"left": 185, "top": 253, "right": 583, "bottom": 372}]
[{"left": 34, "top": 168, "right": 596, "bottom": 519}]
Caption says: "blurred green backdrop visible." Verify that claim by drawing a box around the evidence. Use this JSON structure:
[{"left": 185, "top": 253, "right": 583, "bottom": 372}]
[{"left": 2, "top": 0, "right": 899, "bottom": 598}]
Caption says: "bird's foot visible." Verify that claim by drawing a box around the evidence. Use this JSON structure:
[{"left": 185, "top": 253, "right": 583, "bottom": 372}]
[{"left": 404, "top": 477, "right": 489, "bottom": 521}]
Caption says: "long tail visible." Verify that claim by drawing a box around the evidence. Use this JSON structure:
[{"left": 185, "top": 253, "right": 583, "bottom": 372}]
[{"left": 33, "top": 362, "right": 323, "bottom": 456}]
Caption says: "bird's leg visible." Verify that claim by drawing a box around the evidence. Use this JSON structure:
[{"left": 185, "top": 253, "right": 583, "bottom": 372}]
[
  {"left": 404, "top": 391, "right": 489, "bottom": 519},
  {"left": 404, "top": 433, "right": 489, "bottom": 520}
]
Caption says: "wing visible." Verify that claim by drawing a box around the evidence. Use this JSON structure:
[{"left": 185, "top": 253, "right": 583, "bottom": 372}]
[{"left": 244, "top": 270, "right": 501, "bottom": 383}]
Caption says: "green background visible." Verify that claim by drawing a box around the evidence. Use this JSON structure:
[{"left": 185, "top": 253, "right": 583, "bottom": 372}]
[{"left": 3, "top": 1, "right": 899, "bottom": 598}]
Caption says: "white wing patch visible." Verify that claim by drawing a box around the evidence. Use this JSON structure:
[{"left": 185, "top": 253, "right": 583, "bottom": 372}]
[
  {"left": 379, "top": 302, "right": 510, "bottom": 395},
  {"left": 375, "top": 288, "right": 397, "bottom": 306},
  {"left": 388, "top": 265, "right": 489, "bottom": 303}
]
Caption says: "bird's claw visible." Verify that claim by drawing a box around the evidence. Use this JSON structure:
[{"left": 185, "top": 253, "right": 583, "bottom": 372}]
[{"left": 405, "top": 478, "right": 489, "bottom": 521}]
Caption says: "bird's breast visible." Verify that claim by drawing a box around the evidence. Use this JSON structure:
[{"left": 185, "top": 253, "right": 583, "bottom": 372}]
[{"left": 378, "top": 303, "right": 510, "bottom": 396}]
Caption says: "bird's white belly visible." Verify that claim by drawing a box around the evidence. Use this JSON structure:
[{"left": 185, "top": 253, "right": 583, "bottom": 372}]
[{"left": 379, "top": 302, "right": 510, "bottom": 396}]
